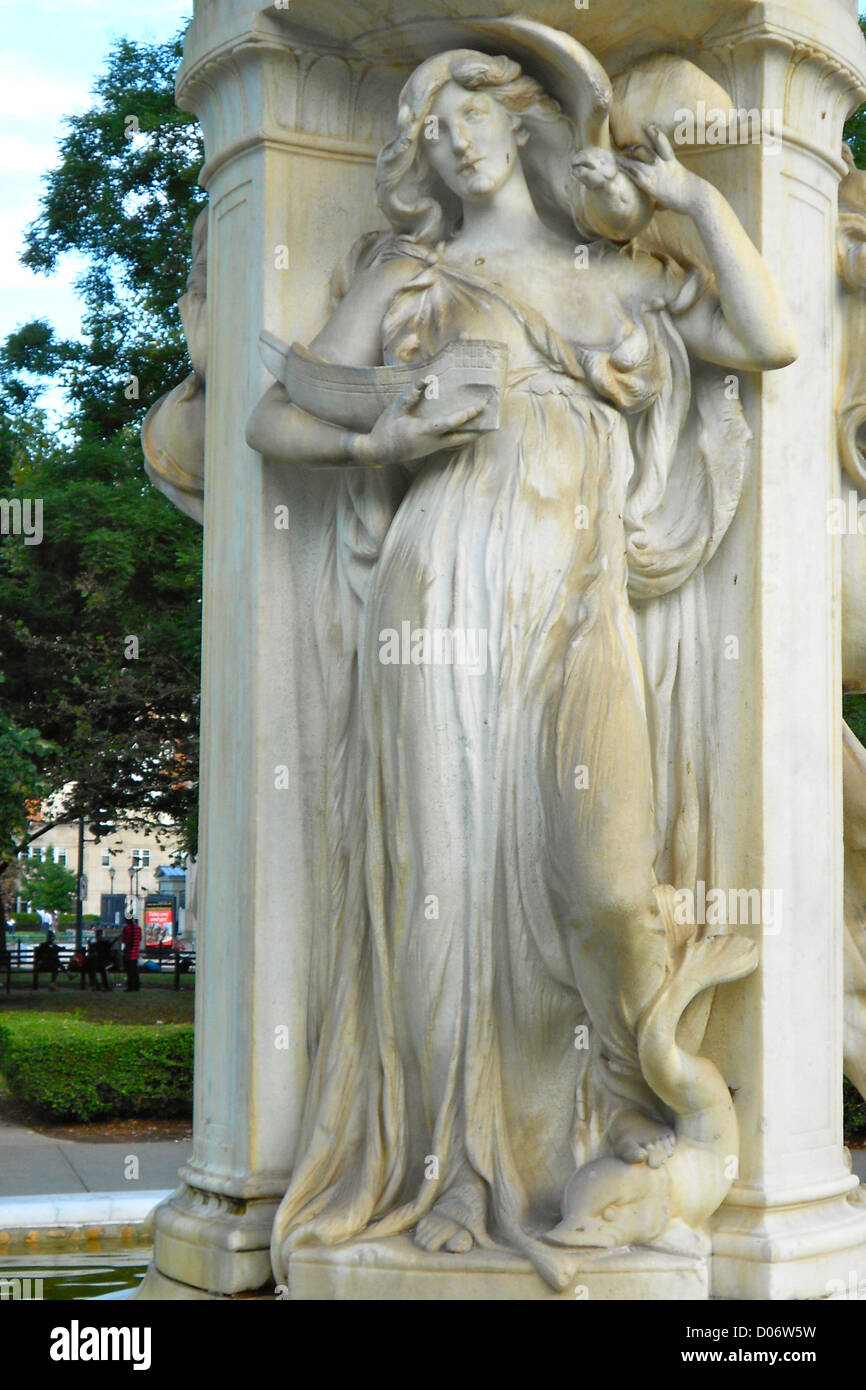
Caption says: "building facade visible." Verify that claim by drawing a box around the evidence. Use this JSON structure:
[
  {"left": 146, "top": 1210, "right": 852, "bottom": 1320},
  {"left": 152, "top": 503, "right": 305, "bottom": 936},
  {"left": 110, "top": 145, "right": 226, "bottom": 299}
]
[{"left": 15, "top": 812, "right": 186, "bottom": 929}]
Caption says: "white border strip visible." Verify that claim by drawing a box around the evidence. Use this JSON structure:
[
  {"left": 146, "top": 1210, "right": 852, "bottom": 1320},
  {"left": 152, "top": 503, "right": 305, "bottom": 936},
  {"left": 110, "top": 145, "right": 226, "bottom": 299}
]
[{"left": 0, "top": 1190, "right": 171, "bottom": 1230}]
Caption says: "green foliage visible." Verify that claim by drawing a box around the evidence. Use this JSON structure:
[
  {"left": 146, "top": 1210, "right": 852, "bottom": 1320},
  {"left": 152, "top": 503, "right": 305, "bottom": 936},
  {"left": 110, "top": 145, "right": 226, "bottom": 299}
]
[
  {"left": 0, "top": 31, "right": 203, "bottom": 866},
  {"left": 0, "top": 1012, "right": 193, "bottom": 1120},
  {"left": 18, "top": 33, "right": 205, "bottom": 432},
  {"left": 844, "top": 1077, "right": 866, "bottom": 1141},
  {"left": 845, "top": 692, "right": 866, "bottom": 749},
  {"left": 8, "top": 915, "right": 93, "bottom": 932},
  {"left": 0, "top": 701, "right": 51, "bottom": 863},
  {"left": 844, "top": 18, "right": 866, "bottom": 169},
  {"left": 19, "top": 857, "right": 78, "bottom": 913}
]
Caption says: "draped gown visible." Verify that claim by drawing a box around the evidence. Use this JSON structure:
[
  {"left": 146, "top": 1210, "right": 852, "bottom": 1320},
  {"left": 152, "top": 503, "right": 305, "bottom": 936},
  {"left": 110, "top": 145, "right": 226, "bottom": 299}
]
[{"left": 271, "top": 235, "right": 749, "bottom": 1290}]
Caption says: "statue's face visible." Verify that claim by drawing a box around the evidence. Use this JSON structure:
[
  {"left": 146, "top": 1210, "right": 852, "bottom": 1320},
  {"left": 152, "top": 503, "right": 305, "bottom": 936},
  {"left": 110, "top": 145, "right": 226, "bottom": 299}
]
[{"left": 424, "top": 79, "right": 521, "bottom": 202}]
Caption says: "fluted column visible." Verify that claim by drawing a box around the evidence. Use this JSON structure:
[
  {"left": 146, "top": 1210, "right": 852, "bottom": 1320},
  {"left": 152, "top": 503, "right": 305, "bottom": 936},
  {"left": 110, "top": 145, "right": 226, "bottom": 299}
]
[
  {"left": 694, "top": 0, "right": 866, "bottom": 1300},
  {"left": 140, "top": 4, "right": 402, "bottom": 1297}
]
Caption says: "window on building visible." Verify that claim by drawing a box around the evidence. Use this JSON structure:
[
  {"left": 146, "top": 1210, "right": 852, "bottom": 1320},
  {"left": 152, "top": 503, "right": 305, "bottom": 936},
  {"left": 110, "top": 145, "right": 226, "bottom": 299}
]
[
  {"left": 140, "top": 849, "right": 150, "bottom": 868},
  {"left": 101, "top": 851, "right": 110, "bottom": 867},
  {"left": 28, "top": 845, "right": 42, "bottom": 861},
  {"left": 56, "top": 849, "right": 67, "bottom": 867}
]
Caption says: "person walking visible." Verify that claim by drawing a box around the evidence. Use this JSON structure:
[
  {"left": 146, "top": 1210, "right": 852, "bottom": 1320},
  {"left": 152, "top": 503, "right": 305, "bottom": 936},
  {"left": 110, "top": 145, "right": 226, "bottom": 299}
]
[{"left": 121, "top": 911, "right": 142, "bottom": 993}]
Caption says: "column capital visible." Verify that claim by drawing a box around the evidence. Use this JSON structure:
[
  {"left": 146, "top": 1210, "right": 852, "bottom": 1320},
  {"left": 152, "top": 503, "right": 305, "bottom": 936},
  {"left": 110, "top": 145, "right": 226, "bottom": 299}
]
[{"left": 703, "top": 2, "right": 866, "bottom": 176}]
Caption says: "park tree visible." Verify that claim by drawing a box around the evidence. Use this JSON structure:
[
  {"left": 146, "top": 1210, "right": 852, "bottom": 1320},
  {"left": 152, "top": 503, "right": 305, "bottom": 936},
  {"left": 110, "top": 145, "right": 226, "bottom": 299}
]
[
  {"left": 0, "top": 30, "right": 204, "bottom": 933},
  {"left": 0, "top": 700, "right": 52, "bottom": 950},
  {"left": 19, "top": 856, "right": 78, "bottom": 915}
]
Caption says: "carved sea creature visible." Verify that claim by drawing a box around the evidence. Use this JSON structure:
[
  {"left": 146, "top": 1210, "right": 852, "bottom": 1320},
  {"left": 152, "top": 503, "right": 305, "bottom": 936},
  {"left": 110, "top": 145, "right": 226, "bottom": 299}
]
[{"left": 548, "top": 923, "right": 757, "bottom": 1256}]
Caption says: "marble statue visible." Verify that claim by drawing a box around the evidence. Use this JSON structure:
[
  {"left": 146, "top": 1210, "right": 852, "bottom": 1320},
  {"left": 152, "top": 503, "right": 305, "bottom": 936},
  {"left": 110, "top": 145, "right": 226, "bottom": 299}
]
[
  {"left": 836, "top": 144, "right": 866, "bottom": 1105},
  {"left": 146, "top": 19, "right": 799, "bottom": 1292},
  {"left": 141, "top": 208, "right": 207, "bottom": 525}
]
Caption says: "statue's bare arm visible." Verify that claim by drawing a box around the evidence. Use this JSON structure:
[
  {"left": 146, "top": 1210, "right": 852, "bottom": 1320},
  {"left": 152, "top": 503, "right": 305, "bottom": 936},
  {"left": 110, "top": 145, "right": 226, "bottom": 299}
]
[
  {"left": 618, "top": 127, "right": 798, "bottom": 373},
  {"left": 246, "top": 257, "right": 492, "bottom": 468}
]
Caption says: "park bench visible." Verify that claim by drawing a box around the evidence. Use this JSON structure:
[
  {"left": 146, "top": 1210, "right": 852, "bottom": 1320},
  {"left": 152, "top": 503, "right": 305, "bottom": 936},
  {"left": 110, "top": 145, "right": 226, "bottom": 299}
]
[{"left": 1, "top": 939, "right": 195, "bottom": 992}]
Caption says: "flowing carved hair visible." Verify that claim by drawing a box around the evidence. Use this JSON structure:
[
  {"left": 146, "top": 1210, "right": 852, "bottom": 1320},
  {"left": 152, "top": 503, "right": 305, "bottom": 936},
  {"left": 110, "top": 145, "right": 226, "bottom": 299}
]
[{"left": 377, "top": 50, "right": 567, "bottom": 247}]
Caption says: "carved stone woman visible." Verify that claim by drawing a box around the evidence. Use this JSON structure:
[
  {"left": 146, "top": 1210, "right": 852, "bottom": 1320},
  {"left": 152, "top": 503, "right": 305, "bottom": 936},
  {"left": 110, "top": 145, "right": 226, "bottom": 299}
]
[{"left": 245, "top": 31, "right": 795, "bottom": 1289}]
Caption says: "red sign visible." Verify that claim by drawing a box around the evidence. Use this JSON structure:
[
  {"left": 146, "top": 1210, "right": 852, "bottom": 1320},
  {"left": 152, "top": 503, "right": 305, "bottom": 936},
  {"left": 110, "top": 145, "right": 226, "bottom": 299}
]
[{"left": 144, "top": 906, "right": 173, "bottom": 930}]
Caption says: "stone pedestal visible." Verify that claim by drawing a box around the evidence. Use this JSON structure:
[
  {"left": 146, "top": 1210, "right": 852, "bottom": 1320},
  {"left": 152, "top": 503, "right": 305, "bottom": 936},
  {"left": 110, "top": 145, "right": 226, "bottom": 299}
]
[
  {"left": 139, "top": 0, "right": 866, "bottom": 1299},
  {"left": 286, "top": 1238, "right": 706, "bottom": 1301}
]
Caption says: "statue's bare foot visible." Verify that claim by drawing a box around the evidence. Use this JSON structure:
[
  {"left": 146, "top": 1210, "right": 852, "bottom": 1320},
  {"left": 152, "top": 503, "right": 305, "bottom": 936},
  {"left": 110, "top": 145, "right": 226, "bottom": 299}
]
[
  {"left": 610, "top": 1110, "right": 676, "bottom": 1168},
  {"left": 415, "top": 1211, "right": 474, "bottom": 1254},
  {"left": 414, "top": 1172, "right": 484, "bottom": 1254}
]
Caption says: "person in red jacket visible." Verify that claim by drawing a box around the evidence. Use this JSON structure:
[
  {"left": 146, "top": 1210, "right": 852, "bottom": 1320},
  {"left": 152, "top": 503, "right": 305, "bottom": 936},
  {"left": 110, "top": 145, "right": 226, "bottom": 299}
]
[{"left": 122, "top": 911, "right": 142, "bottom": 993}]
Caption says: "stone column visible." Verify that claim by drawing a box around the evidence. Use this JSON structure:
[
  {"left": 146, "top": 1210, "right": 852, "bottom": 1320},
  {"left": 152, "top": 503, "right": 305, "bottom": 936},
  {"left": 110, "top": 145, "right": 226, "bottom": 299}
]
[
  {"left": 140, "top": 4, "right": 401, "bottom": 1297},
  {"left": 140, "top": 0, "right": 866, "bottom": 1299},
  {"left": 696, "top": 0, "right": 866, "bottom": 1300}
]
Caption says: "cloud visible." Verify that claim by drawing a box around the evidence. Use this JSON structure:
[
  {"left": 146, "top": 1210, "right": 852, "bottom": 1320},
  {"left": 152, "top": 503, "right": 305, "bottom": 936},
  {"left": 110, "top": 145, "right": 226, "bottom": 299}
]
[
  {"left": 0, "top": 136, "right": 58, "bottom": 174},
  {"left": 0, "top": 57, "right": 88, "bottom": 124},
  {"left": 0, "top": 205, "right": 77, "bottom": 292},
  {"left": 0, "top": 0, "right": 189, "bottom": 14},
  {"left": 0, "top": 0, "right": 191, "bottom": 20}
]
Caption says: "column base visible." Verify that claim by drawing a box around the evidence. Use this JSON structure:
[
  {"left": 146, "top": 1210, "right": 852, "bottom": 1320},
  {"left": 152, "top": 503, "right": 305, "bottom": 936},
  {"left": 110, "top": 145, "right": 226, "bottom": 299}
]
[
  {"left": 286, "top": 1235, "right": 708, "bottom": 1301},
  {"left": 711, "top": 1181, "right": 866, "bottom": 1299},
  {"left": 144, "top": 1182, "right": 278, "bottom": 1296}
]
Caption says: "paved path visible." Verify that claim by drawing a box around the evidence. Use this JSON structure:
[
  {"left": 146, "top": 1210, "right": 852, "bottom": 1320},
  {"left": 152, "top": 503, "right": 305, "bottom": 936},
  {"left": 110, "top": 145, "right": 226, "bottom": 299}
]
[{"left": 0, "top": 1116, "right": 191, "bottom": 1196}]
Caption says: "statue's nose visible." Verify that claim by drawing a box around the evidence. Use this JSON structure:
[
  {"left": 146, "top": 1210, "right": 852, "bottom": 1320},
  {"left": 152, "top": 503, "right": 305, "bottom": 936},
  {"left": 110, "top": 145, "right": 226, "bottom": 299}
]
[{"left": 452, "top": 122, "right": 470, "bottom": 155}]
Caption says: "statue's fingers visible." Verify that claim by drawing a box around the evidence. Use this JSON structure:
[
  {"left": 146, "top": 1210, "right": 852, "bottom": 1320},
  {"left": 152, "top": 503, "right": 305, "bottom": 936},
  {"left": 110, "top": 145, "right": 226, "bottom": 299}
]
[
  {"left": 648, "top": 123, "right": 676, "bottom": 161},
  {"left": 431, "top": 400, "right": 489, "bottom": 434},
  {"left": 622, "top": 144, "right": 654, "bottom": 166},
  {"left": 617, "top": 157, "right": 652, "bottom": 189},
  {"left": 402, "top": 380, "right": 428, "bottom": 415},
  {"left": 438, "top": 430, "right": 487, "bottom": 449}
]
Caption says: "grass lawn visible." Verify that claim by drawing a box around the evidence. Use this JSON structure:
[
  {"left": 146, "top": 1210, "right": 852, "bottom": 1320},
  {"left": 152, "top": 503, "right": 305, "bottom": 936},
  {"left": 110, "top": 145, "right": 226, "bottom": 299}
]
[{"left": 0, "top": 973, "right": 194, "bottom": 1025}]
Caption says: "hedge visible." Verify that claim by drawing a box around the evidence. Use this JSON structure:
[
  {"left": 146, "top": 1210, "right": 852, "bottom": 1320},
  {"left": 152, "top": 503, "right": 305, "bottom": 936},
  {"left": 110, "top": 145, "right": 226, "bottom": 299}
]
[
  {"left": 0, "top": 1013, "right": 193, "bottom": 1121},
  {"left": 7, "top": 914, "right": 100, "bottom": 931}
]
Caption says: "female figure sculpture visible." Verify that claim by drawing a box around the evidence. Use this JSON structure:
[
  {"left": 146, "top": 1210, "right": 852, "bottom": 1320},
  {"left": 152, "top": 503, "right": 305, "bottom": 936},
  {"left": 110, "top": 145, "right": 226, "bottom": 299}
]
[{"left": 246, "top": 34, "right": 796, "bottom": 1290}]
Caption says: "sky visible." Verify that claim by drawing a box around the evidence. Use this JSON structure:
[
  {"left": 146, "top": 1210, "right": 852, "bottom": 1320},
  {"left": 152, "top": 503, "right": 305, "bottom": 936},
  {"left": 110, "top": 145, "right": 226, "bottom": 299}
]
[{"left": 0, "top": 0, "right": 192, "bottom": 353}]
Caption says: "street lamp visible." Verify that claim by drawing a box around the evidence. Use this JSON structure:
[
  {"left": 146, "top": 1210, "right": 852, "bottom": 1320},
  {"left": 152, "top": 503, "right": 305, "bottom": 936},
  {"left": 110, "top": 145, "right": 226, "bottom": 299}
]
[{"left": 128, "top": 859, "right": 141, "bottom": 919}]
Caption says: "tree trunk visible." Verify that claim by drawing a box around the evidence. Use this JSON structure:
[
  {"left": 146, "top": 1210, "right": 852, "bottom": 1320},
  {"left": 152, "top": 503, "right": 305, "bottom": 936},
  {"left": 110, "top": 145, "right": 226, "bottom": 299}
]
[{"left": 0, "top": 869, "right": 7, "bottom": 958}]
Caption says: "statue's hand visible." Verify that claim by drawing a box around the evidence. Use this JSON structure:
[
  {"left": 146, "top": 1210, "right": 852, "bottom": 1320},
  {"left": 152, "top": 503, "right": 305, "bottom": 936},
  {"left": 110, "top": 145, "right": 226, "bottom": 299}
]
[
  {"left": 616, "top": 125, "right": 699, "bottom": 216},
  {"left": 353, "top": 382, "right": 495, "bottom": 467}
]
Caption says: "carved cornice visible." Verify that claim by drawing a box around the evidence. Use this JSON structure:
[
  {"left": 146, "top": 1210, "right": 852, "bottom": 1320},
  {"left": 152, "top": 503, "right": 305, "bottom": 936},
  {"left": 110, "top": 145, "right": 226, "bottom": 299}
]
[
  {"left": 177, "top": 18, "right": 402, "bottom": 183},
  {"left": 178, "top": 4, "right": 866, "bottom": 190},
  {"left": 702, "top": 13, "right": 866, "bottom": 172}
]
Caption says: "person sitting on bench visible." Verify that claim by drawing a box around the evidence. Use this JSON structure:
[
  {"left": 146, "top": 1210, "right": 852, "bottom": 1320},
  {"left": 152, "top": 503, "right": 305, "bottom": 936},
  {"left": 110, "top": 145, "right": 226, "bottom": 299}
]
[{"left": 33, "top": 930, "right": 63, "bottom": 990}]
